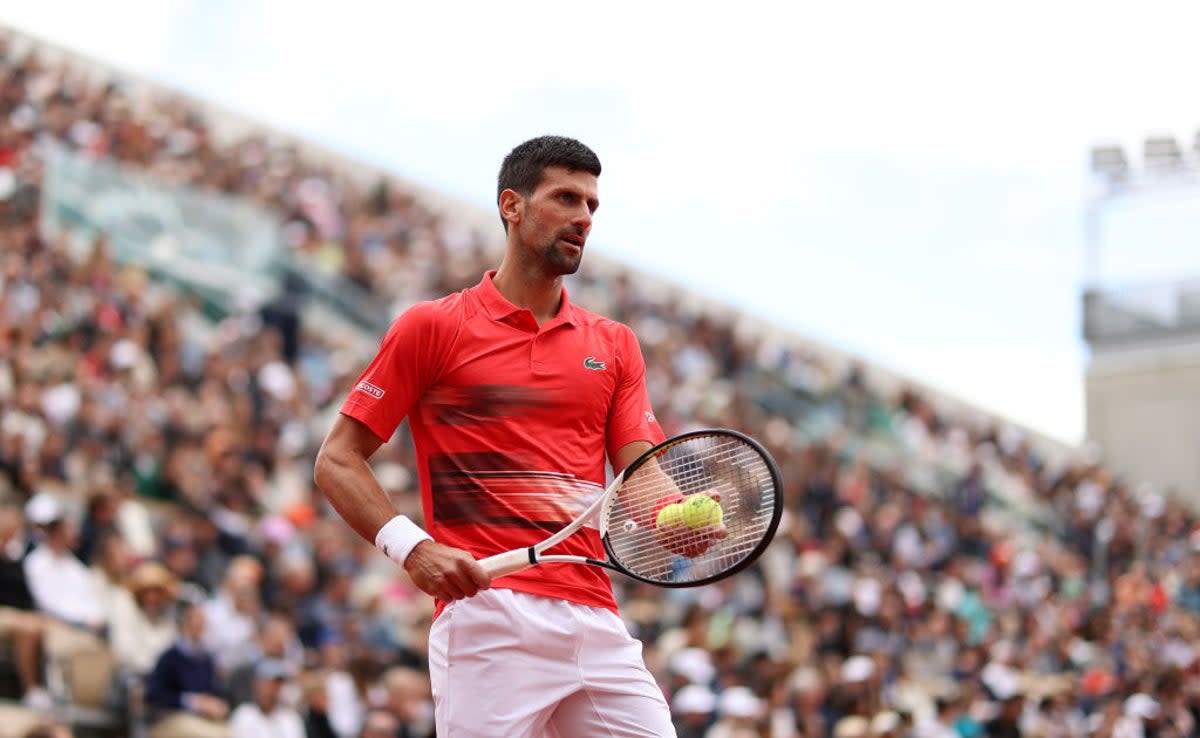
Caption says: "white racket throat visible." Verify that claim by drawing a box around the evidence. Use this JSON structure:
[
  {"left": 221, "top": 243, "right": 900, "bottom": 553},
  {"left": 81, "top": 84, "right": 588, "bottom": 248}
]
[{"left": 478, "top": 469, "right": 627, "bottom": 578}]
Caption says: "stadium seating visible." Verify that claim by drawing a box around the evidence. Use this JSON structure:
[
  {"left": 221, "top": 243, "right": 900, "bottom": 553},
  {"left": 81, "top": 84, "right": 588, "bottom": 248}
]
[{"left": 0, "top": 24, "right": 1195, "bottom": 738}]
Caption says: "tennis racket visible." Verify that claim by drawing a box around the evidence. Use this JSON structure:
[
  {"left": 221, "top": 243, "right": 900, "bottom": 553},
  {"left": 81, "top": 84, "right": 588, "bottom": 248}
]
[{"left": 478, "top": 428, "right": 783, "bottom": 587}]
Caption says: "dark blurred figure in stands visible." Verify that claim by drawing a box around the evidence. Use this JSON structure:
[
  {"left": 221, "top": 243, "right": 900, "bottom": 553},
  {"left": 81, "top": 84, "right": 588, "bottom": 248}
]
[
  {"left": 143, "top": 599, "right": 229, "bottom": 738},
  {"left": 301, "top": 673, "right": 337, "bottom": 738},
  {"left": 260, "top": 273, "right": 306, "bottom": 364},
  {"left": 75, "top": 489, "right": 119, "bottom": 565},
  {"left": 0, "top": 504, "right": 51, "bottom": 709},
  {"left": 985, "top": 695, "right": 1023, "bottom": 738}
]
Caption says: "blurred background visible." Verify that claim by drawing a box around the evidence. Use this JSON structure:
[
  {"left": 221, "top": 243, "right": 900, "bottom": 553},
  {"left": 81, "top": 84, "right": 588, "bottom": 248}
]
[{"left": 0, "top": 2, "right": 1197, "bottom": 737}]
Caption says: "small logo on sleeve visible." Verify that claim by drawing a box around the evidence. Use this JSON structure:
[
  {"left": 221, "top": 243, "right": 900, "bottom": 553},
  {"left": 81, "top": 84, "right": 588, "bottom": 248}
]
[
  {"left": 645, "top": 410, "right": 657, "bottom": 424},
  {"left": 583, "top": 356, "right": 607, "bottom": 371},
  {"left": 356, "top": 380, "right": 386, "bottom": 399}
]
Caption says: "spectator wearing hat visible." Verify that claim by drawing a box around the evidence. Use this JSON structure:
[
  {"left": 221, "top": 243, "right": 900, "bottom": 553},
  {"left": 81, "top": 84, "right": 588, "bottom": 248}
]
[
  {"left": 21, "top": 493, "right": 114, "bottom": 708},
  {"left": 225, "top": 614, "right": 301, "bottom": 711},
  {"left": 1112, "top": 693, "right": 1161, "bottom": 738},
  {"left": 21, "top": 494, "right": 104, "bottom": 634},
  {"left": 227, "top": 659, "right": 304, "bottom": 738},
  {"left": 143, "top": 599, "right": 229, "bottom": 738},
  {"left": 110, "top": 561, "right": 179, "bottom": 677},
  {"left": 706, "top": 686, "right": 764, "bottom": 738},
  {"left": 670, "top": 683, "right": 716, "bottom": 738}
]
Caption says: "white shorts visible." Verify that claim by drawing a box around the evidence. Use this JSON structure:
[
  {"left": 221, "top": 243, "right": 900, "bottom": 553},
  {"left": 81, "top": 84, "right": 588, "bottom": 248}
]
[{"left": 428, "top": 588, "right": 676, "bottom": 738}]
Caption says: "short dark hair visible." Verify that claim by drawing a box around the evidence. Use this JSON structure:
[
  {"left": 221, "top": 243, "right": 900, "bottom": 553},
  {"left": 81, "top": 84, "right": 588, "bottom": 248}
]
[{"left": 496, "top": 136, "right": 601, "bottom": 230}]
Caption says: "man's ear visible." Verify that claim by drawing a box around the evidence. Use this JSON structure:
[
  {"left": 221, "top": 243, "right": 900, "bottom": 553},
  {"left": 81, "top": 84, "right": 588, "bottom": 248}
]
[{"left": 498, "top": 188, "right": 523, "bottom": 229}]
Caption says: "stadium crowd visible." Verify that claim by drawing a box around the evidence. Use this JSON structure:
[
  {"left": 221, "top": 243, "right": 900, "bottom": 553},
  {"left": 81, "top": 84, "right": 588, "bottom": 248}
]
[{"left": 0, "top": 26, "right": 1199, "bottom": 738}]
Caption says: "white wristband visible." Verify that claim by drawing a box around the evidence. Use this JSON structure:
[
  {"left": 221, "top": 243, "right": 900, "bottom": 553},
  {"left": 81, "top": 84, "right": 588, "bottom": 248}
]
[{"left": 374, "top": 515, "right": 433, "bottom": 566}]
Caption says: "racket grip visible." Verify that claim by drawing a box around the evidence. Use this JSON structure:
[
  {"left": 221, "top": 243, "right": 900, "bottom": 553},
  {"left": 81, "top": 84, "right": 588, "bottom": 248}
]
[{"left": 479, "top": 548, "right": 534, "bottom": 579}]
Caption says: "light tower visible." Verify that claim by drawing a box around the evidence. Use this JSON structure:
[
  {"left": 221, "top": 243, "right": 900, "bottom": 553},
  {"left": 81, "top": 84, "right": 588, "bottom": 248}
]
[{"left": 1083, "top": 133, "right": 1200, "bottom": 504}]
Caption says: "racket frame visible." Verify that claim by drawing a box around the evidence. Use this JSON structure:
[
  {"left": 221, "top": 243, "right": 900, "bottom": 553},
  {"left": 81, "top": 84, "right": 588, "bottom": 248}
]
[{"left": 477, "top": 428, "right": 783, "bottom": 586}]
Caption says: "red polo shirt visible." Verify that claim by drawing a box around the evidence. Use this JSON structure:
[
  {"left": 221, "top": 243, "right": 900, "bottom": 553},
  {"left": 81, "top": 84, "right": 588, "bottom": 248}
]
[{"left": 341, "top": 271, "right": 664, "bottom": 613}]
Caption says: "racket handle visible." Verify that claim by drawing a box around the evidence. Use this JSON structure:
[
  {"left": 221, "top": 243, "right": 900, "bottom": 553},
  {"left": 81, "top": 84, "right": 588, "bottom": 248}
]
[{"left": 479, "top": 548, "right": 534, "bottom": 579}]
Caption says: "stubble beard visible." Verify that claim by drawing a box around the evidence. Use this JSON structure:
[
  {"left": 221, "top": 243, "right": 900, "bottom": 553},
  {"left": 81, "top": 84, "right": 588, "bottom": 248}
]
[{"left": 538, "top": 237, "right": 583, "bottom": 277}]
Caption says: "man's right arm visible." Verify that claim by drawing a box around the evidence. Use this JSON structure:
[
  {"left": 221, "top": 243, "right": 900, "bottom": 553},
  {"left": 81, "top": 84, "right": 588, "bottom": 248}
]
[{"left": 313, "top": 414, "right": 490, "bottom": 601}]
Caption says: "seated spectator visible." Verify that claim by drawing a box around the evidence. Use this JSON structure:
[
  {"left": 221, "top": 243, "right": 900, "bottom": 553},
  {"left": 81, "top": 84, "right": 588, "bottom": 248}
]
[
  {"left": 317, "top": 630, "right": 364, "bottom": 738},
  {"left": 298, "top": 556, "right": 357, "bottom": 649},
  {"left": 202, "top": 555, "right": 264, "bottom": 679},
  {"left": 160, "top": 527, "right": 207, "bottom": 598},
  {"left": 228, "top": 659, "right": 304, "bottom": 738},
  {"left": 110, "top": 561, "right": 179, "bottom": 677},
  {"left": 706, "top": 686, "right": 765, "bottom": 738},
  {"left": 21, "top": 493, "right": 113, "bottom": 708},
  {"left": 144, "top": 599, "right": 229, "bottom": 738},
  {"left": 671, "top": 684, "right": 717, "bottom": 738},
  {"left": 89, "top": 531, "right": 134, "bottom": 622},
  {"left": 0, "top": 504, "right": 52, "bottom": 710},
  {"left": 300, "top": 672, "right": 337, "bottom": 738},
  {"left": 378, "top": 667, "right": 433, "bottom": 738},
  {"left": 74, "top": 490, "right": 119, "bottom": 566},
  {"left": 225, "top": 614, "right": 301, "bottom": 710},
  {"left": 22, "top": 494, "right": 104, "bottom": 634}
]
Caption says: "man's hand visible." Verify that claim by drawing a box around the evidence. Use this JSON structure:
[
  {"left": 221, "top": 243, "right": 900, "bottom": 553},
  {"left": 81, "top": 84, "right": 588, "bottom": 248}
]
[
  {"left": 192, "top": 694, "right": 229, "bottom": 721},
  {"left": 404, "top": 541, "right": 492, "bottom": 601},
  {"left": 654, "top": 490, "right": 728, "bottom": 558}
]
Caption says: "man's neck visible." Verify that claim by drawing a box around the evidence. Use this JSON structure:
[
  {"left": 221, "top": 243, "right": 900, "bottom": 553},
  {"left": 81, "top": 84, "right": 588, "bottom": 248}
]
[{"left": 492, "top": 261, "right": 562, "bottom": 325}]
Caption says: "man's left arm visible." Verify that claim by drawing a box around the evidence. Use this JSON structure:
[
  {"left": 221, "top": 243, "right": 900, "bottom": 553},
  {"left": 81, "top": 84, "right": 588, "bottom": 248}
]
[{"left": 605, "top": 326, "right": 664, "bottom": 471}]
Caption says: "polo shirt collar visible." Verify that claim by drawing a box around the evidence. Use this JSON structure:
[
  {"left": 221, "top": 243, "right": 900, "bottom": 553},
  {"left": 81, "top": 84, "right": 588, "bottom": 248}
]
[{"left": 476, "top": 270, "right": 578, "bottom": 327}]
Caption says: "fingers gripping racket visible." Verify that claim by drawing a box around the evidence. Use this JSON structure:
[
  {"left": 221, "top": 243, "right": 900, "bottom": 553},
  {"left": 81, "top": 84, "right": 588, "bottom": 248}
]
[{"left": 479, "top": 429, "right": 783, "bottom": 587}]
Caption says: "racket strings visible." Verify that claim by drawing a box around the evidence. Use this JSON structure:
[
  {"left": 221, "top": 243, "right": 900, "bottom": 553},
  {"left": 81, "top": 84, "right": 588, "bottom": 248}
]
[{"left": 604, "top": 433, "right": 778, "bottom": 584}]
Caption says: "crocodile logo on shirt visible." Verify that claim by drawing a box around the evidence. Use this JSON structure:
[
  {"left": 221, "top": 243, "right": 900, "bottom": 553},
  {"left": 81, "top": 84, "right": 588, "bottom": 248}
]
[{"left": 583, "top": 356, "right": 607, "bottom": 371}]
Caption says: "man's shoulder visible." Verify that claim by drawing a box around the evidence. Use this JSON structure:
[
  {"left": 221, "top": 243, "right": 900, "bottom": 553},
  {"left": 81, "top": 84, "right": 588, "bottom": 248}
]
[
  {"left": 392, "top": 288, "right": 478, "bottom": 331},
  {"left": 22, "top": 544, "right": 57, "bottom": 570},
  {"left": 569, "top": 304, "right": 632, "bottom": 334}
]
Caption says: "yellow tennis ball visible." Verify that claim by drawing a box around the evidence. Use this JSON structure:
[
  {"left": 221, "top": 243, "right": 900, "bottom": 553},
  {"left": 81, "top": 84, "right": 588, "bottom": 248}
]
[
  {"left": 682, "top": 495, "right": 723, "bottom": 529},
  {"left": 656, "top": 503, "right": 685, "bottom": 529}
]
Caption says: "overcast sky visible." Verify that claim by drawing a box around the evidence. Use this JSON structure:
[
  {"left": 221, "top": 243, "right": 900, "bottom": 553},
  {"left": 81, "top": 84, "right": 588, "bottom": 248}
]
[{"left": 5, "top": 0, "right": 1200, "bottom": 444}]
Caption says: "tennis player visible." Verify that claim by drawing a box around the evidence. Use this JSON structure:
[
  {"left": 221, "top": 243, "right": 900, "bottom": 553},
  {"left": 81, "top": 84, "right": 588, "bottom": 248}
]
[{"left": 315, "top": 136, "right": 681, "bottom": 736}]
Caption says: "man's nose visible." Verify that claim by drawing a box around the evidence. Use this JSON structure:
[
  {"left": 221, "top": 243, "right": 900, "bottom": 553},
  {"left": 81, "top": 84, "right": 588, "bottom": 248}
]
[{"left": 572, "top": 206, "right": 592, "bottom": 232}]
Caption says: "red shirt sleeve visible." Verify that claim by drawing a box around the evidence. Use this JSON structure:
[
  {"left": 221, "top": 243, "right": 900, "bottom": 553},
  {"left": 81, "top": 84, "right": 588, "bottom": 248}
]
[
  {"left": 340, "top": 301, "right": 455, "bottom": 442},
  {"left": 606, "top": 324, "right": 665, "bottom": 465}
]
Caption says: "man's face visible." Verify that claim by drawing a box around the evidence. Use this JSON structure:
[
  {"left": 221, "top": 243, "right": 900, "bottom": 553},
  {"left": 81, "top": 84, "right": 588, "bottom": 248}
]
[
  {"left": 181, "top": 606, "right": 206, "bottom": 640},
  {"left": 512, "top": 166, "right": 599, "bottom": 277},
  {"left": 255, "top": 677, "right": 283, "bottom": 711}
]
